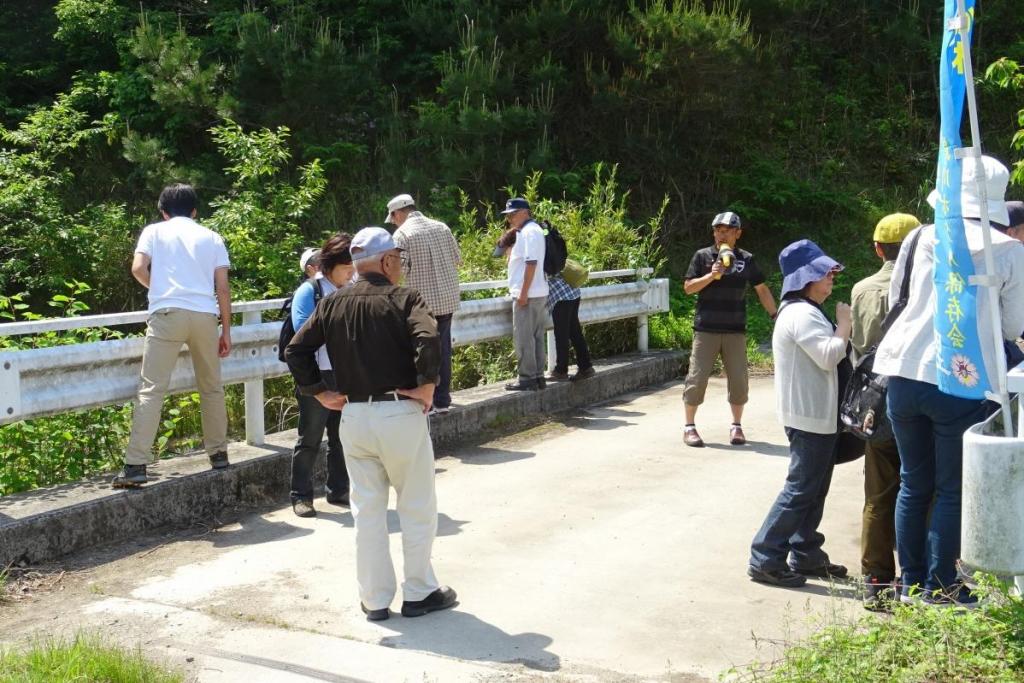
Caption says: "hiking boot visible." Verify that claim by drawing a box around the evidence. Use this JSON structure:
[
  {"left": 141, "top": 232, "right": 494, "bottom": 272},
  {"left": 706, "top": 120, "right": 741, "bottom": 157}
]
[
  {"left": 546, "top": 370, "right": 570, "bottom": 381},
  {"left": 863, "top": 576, "right": 897, "bottom": 612},
  {"left": 361, "top": 603, "right": 390, "bottom": 621},
  {"left": 112, "top": 464, "right": 148, "bottom": 488},
  {"left": 292, "top": 499, "right": 316, "bottom": 518},
  {"left": 729, "top": 424, "right": 746, "bottom": 446},
  {"left": 790, "top": 562, "right": 848, "bottom": 579},
  {"left": 401, "top": 586, "right": 458, "bottom": 617},
  {"left": 747, "top": 565, "right": 807, "bottom": 588},
  {"left": 571, "top": 366, "right": 596, "bottom": 381},
  {"left": 684, "top": 426, "right": 704, "bottom": 448},
  {"left": 209, "top": 450, "right": 229, "bottom": 469}
]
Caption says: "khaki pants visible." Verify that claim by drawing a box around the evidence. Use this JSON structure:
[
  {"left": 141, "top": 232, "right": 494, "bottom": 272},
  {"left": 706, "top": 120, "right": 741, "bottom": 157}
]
[
  {"left": 861, "top": 437, "right": 901, "bottom": 579},
  {"left": 513, "top": 297, "right": 547, "bottom": 381},
  {"left": 341, "top": 399, "right": 440, "bottom": 610},
  {"left": 683, "top": 331, "right": 749, "bottom": 405},
  {"left": 125, "top": 308, "right": 227, "bottom": 465}
]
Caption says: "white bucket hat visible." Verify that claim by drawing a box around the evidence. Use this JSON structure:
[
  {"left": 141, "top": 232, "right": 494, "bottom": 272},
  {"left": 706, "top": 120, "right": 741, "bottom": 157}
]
[{"left": 927, "top": 155, "right": 1010, "bottom": 226}]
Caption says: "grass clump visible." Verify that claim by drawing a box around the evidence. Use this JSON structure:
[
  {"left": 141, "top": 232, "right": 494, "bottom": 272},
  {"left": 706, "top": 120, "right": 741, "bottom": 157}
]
[
  {"left": 735, "top": 576, "right": 1024, "bottom": 682},
  {"left": 0, "top": 634, "right": 183, "bottom": 682}
]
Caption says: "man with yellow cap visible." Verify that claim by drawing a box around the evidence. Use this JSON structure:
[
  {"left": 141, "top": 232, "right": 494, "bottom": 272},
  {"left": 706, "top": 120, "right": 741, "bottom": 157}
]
[{"left": 850, "top": 212, "right": 919, "bottom": 610}]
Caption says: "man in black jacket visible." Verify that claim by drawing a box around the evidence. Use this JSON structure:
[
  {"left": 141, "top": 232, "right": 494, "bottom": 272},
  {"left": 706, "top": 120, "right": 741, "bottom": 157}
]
[{"left": 285, "top": 226, "right": 456, "bottom": 622}]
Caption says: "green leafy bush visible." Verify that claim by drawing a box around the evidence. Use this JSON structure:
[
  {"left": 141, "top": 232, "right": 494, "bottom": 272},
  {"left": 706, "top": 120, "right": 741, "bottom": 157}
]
[{"left": 0, "top": 633, "right": 183, "bottom": 682}]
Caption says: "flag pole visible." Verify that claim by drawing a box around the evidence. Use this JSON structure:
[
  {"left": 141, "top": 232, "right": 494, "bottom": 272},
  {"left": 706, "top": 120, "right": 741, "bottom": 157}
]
[{"left": 954, "top": 0, "right": 1013, "bottom": 436}]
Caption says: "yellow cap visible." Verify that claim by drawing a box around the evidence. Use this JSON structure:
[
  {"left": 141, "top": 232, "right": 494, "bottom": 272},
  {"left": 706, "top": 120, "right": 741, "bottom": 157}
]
[{"left": 873, "top": 213, "right": 920, "bottom": 244}]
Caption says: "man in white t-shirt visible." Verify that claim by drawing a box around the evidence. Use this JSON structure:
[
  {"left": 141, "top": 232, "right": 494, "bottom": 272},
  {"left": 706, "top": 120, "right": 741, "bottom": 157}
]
[
  {"left": 500, "top": 197, "right": 548, "bottom": 391},
  {"left": 113, "top": 184, "right": 233, "bottom": 488}
]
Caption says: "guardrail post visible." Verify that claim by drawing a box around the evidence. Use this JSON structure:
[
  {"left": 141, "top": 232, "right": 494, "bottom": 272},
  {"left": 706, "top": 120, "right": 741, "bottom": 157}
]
[
  {"left": 637, "top": 314, "right": 649, "bottom": 353},
  {"left": 546, "top": 329, "right": 557, "bottom": 373},
  {"left": 242, "top": 311, "right": 265, "bottom": 446}
]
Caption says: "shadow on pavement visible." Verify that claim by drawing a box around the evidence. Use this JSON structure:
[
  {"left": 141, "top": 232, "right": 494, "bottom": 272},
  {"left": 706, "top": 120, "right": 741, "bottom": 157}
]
[
  {"left": 378, "top": 608, "right": 560, "bottom": 672},
  {"left": 743, "top": 440, "right": 790, "bottom": 458},
  {"left": 447, "top": 446, "right": 535, "bottom": 466},
  {"left": 316, "top": 509, "right": 468, "bottom": 538},
  {"left": 208, "top": 515, "right": 314, "bottom": 548}
]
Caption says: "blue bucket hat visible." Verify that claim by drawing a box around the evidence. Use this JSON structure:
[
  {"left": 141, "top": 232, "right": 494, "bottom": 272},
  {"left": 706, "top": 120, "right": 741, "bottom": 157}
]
[{"left": 779, "top": 239, "right": 843, "bottom": 298}]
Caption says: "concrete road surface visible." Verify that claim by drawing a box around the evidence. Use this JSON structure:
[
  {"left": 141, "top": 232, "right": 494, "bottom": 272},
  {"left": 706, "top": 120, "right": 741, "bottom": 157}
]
[{"left": 0, "top": 377, "right": 866, "bottom": 682}]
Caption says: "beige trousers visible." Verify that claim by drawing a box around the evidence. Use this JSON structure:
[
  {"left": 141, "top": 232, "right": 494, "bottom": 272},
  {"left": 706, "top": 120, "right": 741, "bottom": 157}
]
[
  {"left": 125, "top": 308, "right": 228, "bottom": 465},
  {"left": 341, "top": 399, "right": 440, "bottom": 609},
  {"left": 682, "top": 331, "right": 749, "bottom": 405}
]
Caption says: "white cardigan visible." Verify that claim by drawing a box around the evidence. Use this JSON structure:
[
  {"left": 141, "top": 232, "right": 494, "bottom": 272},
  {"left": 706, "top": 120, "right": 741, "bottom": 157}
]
[{"left": 772, "top": 300, "right": 848, "bottom": 434}]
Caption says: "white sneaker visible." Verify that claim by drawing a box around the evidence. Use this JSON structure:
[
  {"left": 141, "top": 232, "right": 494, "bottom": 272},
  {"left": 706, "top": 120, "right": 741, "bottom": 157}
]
[{"left": 428, "top": 406, "right": 450, "bottom": 416}]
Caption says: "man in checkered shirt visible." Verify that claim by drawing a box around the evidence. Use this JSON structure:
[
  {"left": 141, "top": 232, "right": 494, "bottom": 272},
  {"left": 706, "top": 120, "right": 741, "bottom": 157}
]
[{"left": 386, "top": 194, "right": 462, "bottom": 414}]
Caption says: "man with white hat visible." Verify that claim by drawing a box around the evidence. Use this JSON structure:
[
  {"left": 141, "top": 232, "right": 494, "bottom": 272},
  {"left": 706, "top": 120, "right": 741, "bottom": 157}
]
[
  {"left": 875, "top": 156, "right": 1024, "bottom": 607},
  {"left": 285, "top": 227, "right": 456, "bottom": 622},
  {"left": 385, "top": 193, "right": 462, "bottom": 414}
]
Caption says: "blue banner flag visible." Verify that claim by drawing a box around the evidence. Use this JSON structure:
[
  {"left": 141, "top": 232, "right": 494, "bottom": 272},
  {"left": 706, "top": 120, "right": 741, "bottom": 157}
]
[{"left": 933, "top": 0, "right": 989, "bottom": 398}]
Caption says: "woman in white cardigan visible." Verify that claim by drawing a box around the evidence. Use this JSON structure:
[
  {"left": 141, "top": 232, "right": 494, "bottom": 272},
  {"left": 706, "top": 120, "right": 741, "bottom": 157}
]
[{"left": 748, "top": 239, "right": 851, "bottom": 588}]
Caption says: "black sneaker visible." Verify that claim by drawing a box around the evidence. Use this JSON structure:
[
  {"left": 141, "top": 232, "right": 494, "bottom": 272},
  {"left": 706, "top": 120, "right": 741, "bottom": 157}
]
[
  {"left": 923, "top": 582, "right": 980, "bottom": 609},
  {"left": 292, "top": 499, "right": 316, "bottom": 518},
  {"left": 571, "top": 366, "right": 596, "bottom": 381},
  {"left": 361, "top": 603, "right": 390, "bottom": 621},
  {"left": 112, "top": 464, "right": 148, "bottom": 488},
  {"left": 325, "top": 491, "right": 350, "bottom": 507},
  {"left": 536, "top": 377, "right": 547, "bottom": 390},
  {"left": 401, "top": 586, "right": 457, "bottom": 617},
  {"left": 747, "top": 565, "right": 807, "bottom": 588},
  {"left": 790, "top": 562, "right": 848, "bottom": 579},
  {"left": 863, "top": 576, "right": 897, "bottom": 612},
  {"left": 505, "top": 380, "right": 538, "bottom": 392},
  {"left": 209, "top": 450, "right": 229, "bottom": 469}
]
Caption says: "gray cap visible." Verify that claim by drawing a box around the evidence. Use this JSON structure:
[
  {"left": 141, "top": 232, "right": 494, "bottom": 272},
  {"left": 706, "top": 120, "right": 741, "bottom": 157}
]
[
  {"left": 350, "top": 227, "right": 402, "bottom": 261},
  {"left": 299, "top": 247, "right": 320, "bottom": 272},
  {"left": 711, "top": 211, "right": 741, "bottom": 229}
]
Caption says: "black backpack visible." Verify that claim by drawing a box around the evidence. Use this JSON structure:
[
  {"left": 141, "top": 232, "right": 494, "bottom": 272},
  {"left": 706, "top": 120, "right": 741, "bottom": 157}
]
[
  {"left": 278, "top": 278, "right": 324, "bottom": 363},
  {"left": 839, "top": 228, "right": 923, "bottom": 441},
  {"left": 539, "top": 220, "right": 568, "bottom": 276}
]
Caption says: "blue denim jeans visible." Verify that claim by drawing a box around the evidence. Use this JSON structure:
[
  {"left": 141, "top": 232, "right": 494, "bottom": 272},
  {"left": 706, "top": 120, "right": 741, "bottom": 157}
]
[
  {"left": 435, "top": 314, "right": 453, "bottom": 409},
  {"left": 887, "top": 376, "right": 988, "bottom": 592},
  {"left": 750, "top": 427, "right": 837, "bottom": 572}
]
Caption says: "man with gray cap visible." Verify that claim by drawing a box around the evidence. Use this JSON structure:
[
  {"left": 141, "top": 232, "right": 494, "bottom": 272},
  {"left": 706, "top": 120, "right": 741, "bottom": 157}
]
[
  {"left": 500, "top": 197, "right": 548, "bottom": 391},
  {"left": 386, "top": 193, "right": 462, "bottom": 414},
  {"left": 285, "top": 227, "right": 456, "bottom": 621}
]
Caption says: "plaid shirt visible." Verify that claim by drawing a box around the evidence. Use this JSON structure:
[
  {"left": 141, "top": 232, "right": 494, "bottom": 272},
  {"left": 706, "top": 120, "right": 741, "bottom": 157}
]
[
  {"left": 546, "top": 273, "right": 580, "bottom": 313},
  {"left": 393, "top": 212, "right": 462, "bottom": 317}
]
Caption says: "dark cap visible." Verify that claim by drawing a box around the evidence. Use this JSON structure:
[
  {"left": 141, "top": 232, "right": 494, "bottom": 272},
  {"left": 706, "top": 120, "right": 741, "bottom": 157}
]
[
  {"left": 500, "top": 197, "right": 530, "bottom": 215},
  {"left": 1008, "top": 201, "right": 1024, "bottom": 229}
]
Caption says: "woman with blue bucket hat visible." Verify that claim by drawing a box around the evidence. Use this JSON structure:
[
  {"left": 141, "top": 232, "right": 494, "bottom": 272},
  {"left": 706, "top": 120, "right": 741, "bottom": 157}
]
[{"left": 748, "top": 239, "right": 851, "bottom": 587}]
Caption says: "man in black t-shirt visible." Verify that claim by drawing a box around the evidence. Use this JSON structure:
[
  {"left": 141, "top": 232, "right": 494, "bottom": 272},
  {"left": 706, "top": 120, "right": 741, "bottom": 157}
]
[{"left": 682, "top": 211, "right": 777, "bottom": 447}]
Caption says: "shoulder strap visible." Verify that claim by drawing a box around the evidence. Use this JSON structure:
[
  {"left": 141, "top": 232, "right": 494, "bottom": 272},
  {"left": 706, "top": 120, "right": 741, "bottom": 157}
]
[
  {"left": 878, "top": 227, "right": 924, "bottom": 336},
  {"left": 312, "top": 278, "right": 324, "bottom": 302}
]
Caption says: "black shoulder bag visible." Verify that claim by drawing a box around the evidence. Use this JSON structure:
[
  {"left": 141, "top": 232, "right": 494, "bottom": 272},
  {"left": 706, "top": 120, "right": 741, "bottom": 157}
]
[{"left": 839, "top": 228, "right": 923, "bottom": 442}]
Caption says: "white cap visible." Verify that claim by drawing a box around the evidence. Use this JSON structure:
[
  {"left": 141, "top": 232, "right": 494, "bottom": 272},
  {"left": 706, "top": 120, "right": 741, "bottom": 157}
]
[
  {"left": 299, "top": 248, "right": 320, "bottom": 272},
  {"left": 350, "top": 227, "right": 402, "bottom": 261},
  {"left": 384, "top": 194, "right": 415, "bottom": 223}
]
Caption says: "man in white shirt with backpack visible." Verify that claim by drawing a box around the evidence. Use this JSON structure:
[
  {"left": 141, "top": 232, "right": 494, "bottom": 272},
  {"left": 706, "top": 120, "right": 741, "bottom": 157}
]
[{"left": 114, "top": 184, "right": 232, "bottom": 488}]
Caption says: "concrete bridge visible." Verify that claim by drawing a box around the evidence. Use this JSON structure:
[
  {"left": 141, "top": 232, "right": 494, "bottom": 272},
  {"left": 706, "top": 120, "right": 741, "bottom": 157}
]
[{"left": 0, "top": 374, "right": 866, "bottom": 682}]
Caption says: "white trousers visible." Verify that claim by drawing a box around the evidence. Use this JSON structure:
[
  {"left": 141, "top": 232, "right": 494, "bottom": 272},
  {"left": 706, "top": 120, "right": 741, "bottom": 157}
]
[{"left": 340, "top": 399, "right": 440, "bottom": 609}]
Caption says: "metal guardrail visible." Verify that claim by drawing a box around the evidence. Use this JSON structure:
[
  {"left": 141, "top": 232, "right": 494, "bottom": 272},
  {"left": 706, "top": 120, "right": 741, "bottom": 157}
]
[{"left": 0, "top": 270, "right": 668, "bottom": 443}]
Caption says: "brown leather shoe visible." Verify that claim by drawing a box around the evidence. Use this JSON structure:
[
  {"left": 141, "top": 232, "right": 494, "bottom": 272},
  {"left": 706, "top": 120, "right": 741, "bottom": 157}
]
[
  {"left": 730, "top": 425, "right": 746, "bottom": 446},
  {"left": 683, "top": 427, "right": 704, "bottom": 448}
]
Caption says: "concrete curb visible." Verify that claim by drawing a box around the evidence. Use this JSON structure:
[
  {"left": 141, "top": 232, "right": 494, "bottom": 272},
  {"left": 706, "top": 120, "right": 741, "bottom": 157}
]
[{"left": 0, "top": 350, "right": 684, "bottom": 567}]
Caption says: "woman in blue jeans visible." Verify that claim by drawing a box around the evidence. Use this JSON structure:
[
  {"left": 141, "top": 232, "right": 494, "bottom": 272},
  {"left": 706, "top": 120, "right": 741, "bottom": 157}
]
[
  {"left": 873, "top": 157, "right": 1024, "bottom": 605},
  {"left": 748, "top": 240, "right": 851, "bottom": 588}
]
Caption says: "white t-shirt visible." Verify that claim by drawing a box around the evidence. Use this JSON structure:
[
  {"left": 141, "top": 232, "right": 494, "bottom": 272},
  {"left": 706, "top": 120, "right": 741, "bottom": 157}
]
[
  {"left": 135, "top": 216, "right": 231, "bottom": 314},
  {"left": 508, "top": 220, "right": 549, "bottom": 298}
]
